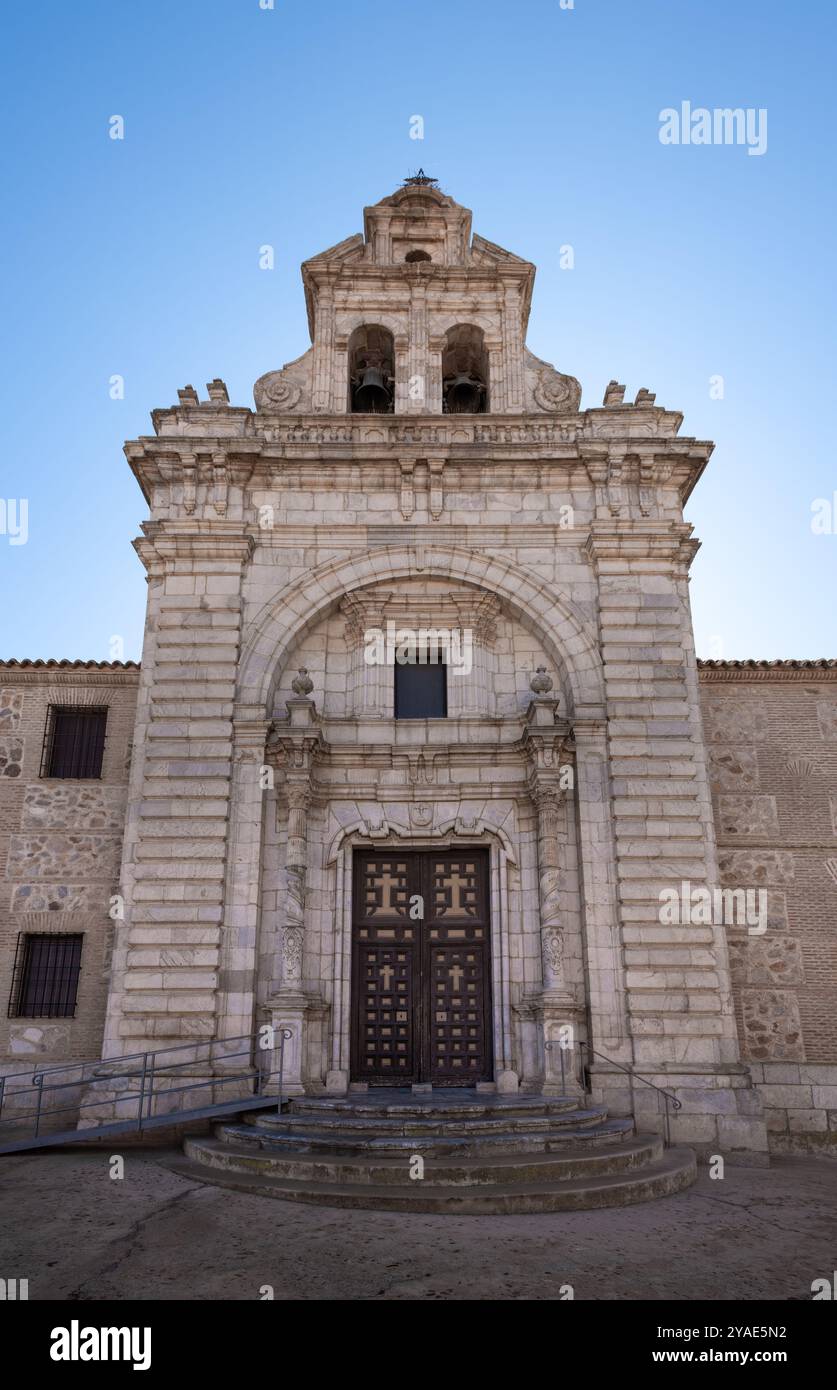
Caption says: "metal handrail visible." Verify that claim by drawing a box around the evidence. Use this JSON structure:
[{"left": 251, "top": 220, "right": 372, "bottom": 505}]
[
  {"left": 0, "top": 1031, "right": 262, "bottom": 1084},
  {"left": 578, "top": 1041, "right": 682, "bottom": 1146},
  {"left": 0, "top": 1027, "right": 292, "bottom": 1153},
  {"left": 0, "top": 1037, "right": 261, "bottom": 1125}
]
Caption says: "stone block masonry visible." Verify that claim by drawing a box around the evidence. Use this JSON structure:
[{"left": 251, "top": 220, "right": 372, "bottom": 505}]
[{"left": 0, "top": 184, "right": 834, "bottom": 1168}]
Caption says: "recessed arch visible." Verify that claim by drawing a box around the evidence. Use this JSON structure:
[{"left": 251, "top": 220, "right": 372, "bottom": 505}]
[{"left": 238, "top": 545, "right": 604, "bottom": 718}]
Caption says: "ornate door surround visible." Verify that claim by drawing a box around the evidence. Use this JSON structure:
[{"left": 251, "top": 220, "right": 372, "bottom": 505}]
[{"left": 350, "top": 849, "right": 493, "bottom": 1086}]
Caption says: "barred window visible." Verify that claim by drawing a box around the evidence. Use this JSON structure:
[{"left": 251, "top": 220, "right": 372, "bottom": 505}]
[
  {"left": 8, "top": 934, "right": 84, "bottom": 1018},
  {"left": 41, "top": 706, "right": 107, "bottom": 778}
]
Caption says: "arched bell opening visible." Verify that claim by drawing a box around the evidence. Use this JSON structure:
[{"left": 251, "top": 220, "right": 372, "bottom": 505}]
[
  {"left": 442, "top": 324, "right": 489, "bottom": 414},
  {"left": 348, "top": 324, "right": 395, "bottom": 414}
]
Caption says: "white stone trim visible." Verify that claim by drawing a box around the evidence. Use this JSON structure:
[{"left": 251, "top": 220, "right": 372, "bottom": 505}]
[{"left": 325, "top": 814, "right": 518, "bottom": 1083}]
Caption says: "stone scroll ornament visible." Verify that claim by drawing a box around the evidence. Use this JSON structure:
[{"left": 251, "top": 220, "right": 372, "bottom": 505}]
[
  {"left": 253, "top": 349, "right": 313, "bottom": 412},
  {"left": 526, "top": 350, "right": 582, "bottom": 414}
]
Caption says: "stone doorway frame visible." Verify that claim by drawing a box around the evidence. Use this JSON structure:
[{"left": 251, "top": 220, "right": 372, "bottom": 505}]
[{"left": 323, "top": 817, "right": 518, "bottom": 1095}]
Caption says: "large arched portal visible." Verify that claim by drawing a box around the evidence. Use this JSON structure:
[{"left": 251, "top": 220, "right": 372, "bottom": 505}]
[{"left": 221, "top": 551, "right": 622, "bottom": 1099}]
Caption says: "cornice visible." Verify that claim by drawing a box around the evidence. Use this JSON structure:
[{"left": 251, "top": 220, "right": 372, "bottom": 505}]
[
  {"left": 697, "top": 660, "right": 837, "bottom": 681},
  {"left": 4, "top": 660, "right": 831, "bottom": 685},
  {"left": 0, "top": 661, "right": 140, "bottom": 687},
  {"left": 135, "top": 412, "right": 705, "bottom": 453}
]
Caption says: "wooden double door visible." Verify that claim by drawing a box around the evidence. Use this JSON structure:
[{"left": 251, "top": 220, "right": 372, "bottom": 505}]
[{"left": 351, "top": 849, "right": 493, "bottom": 1087}]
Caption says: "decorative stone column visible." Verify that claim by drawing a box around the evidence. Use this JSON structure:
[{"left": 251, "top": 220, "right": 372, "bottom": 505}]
[
  {"left": 501, "top": 284, "right": 525, "bottom": 412},
  {"left": 311, "top": 281, "right": 336, "bottom": 412},
  {"left": 406, "top": 280, "right": 428, "bottom": 413},
  {"left": 446, "top": 593, "right": 500, "bottom": 716},
  {"left": 533, "top": 784, "right": 564, "bottom": 987},
  {"left": 341, "top": 592, "right": 394, "bottom": 716},
  {"left": 264, "top": 689, "right": 325, "bottom": 1095},
  {"left": 523, "top": 684, "right": 582, "bottom": 1093},
  {"left": 427, "top": 334, "right": 445, "bottom": 414}
]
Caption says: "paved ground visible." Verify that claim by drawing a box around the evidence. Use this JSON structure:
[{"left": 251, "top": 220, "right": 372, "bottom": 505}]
[{"left": 1, "top": 1147, "right": 835, "bottom": 1301}]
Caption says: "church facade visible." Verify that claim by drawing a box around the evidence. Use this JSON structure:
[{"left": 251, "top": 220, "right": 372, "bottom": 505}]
[{"left": 2, "top": 182, "right": 836, "bottom": 1161}]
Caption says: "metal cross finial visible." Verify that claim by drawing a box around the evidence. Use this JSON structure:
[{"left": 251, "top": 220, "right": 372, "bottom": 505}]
[{"left": 403, "top": 168, "right": 438, "bottom": 187}]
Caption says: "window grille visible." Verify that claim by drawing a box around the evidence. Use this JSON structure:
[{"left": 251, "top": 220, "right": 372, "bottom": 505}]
[
  {"left": 8, "top": 933, "right": 84, "bottom": 1018},
  {"left": 40, "top": 706, "right": 107, "bottom": 778}
]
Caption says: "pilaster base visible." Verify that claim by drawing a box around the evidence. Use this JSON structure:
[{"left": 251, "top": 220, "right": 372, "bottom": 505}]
[{"left": 263, "top": 990, "right": 328, "bottom": 1097}]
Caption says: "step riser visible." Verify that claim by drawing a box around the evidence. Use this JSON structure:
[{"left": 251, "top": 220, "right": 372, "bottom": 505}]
[
  {"left": 246, "top": 1112, "right": 608, "bottom": 1138},
  {"left": 174, "top": 1154, "right": 697, "bottom": 1214},
  {"left": 184, "top": 1137, "right": 662, "bottom": 1186},
  {"left": 215, "top": 1130, "right": 635, "bottom": 1159},
  {"left": 289, "top": 1099, "right": 580, "bottom": 1121}
]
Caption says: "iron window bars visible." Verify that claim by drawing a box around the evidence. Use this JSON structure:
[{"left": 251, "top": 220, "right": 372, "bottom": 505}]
[
  {"left": 40, "top": 706, "right": 107, "bottom": 778},
  {"left": 8, "top": 933, "right": 84, "bottom": 1019}
]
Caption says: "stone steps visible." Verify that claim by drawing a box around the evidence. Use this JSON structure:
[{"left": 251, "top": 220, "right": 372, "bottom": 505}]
[
  {"left": 179, "top": 1088, "right": 697, "bottom": 1212},
  {"left": 221, "top": 1115, "right": 635, "bottom": 1157},
  {"left": 173, "top": 1143, "right": 697, "bottom": 1213},
  {"left": 289, "top": 1094, "right": 580, "bottom": 1120},
  {"left": 185, "top": 1133, "right": 664, "bottom": 1186},
  {"left": 244, "top": 1104, "right": 611, "bottom": 1141}
]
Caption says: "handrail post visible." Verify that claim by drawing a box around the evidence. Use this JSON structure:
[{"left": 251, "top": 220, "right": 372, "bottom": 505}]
[
  {"left": 576, "top": 1039, "right": 681, "bottom": 1148},
  {"left": 33, "top": 1073, "right": 44, "bottom": 1139},
  {"left": 276, "top": 1029, "right": 292, "bottom": 1116},
  {"left": 0, "top": 1074, "right": 5, "bottom": 1126},
  {"left": 137, "top": 1052, "right": 148, "bottom": 1133},
  {"left": 146, "top": 1052, "right": 156, "bottom": 1123}
]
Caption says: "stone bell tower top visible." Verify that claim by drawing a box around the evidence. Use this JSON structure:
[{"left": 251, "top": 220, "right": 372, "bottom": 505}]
[
  {"left": 254, "top": 178, "right": 564, "bottom": 416},
  {"left": 139, "top": 180, "right": 712, "bottom": 515}
]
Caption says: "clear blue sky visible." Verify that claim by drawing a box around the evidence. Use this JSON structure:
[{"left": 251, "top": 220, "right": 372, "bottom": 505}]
[{"left": 1, "top": 0, "right": 834, "bottom": 662}]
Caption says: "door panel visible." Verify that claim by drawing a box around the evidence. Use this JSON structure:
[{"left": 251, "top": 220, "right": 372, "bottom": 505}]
[{"left": 351, "top": 850, "right": 492, "bottom": 1086}]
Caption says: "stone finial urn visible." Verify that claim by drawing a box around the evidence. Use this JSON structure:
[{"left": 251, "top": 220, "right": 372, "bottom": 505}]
[
  {"left": 529, "top": 666, "right": 554, "bottom": 695},
  {"left": 291, "top": 668, "right": 314, "bottom": 697}
]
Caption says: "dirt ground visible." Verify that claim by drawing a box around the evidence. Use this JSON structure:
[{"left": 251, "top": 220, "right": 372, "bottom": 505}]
[{"left": 1, "top": 1147, "right": 835, "bottom": 1301}]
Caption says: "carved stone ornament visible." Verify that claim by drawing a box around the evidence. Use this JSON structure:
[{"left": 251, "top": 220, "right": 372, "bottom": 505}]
[
  {"left": 253, "top": 349, "right": 313, "bottom": 413},
  {"left": 258, "top": 377, "right": 301, "bottom": 411},
  {"left": 285, "top": 867, "right": 306, "bottom": 927},
  {"left": 291, "top": 668, "right": 314, "bottom": 696},
  {"left": 282, "top": 926, "right": 304, "bottom": 980},
  {"left": 530, "top": 666, "right": 554, "bottom": 694},
  {"left": 526, "top": 350, "right": 582, "bottom": 414},
  {"left": 543, "top": 927, "right": 564, "bottom": 977}
]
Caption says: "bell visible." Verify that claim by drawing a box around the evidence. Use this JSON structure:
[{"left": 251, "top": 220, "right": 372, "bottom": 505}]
[
  {"left": 353, "top": 367, "right": 391, "bottom": 414},
  {"left": 445, "top": 373, "right": 484, "bottom": 414}
]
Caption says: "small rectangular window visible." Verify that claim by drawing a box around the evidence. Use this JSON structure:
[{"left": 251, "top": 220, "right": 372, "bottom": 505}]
[
  {"left": 41, "top": 706, "right": 107, "bottom": 778},
  {"left": 394, "top": 649, "right": 448, "bottom": 719},
  {"left": 8, "top": 934, "right": 84, "bottom": 1018}
]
